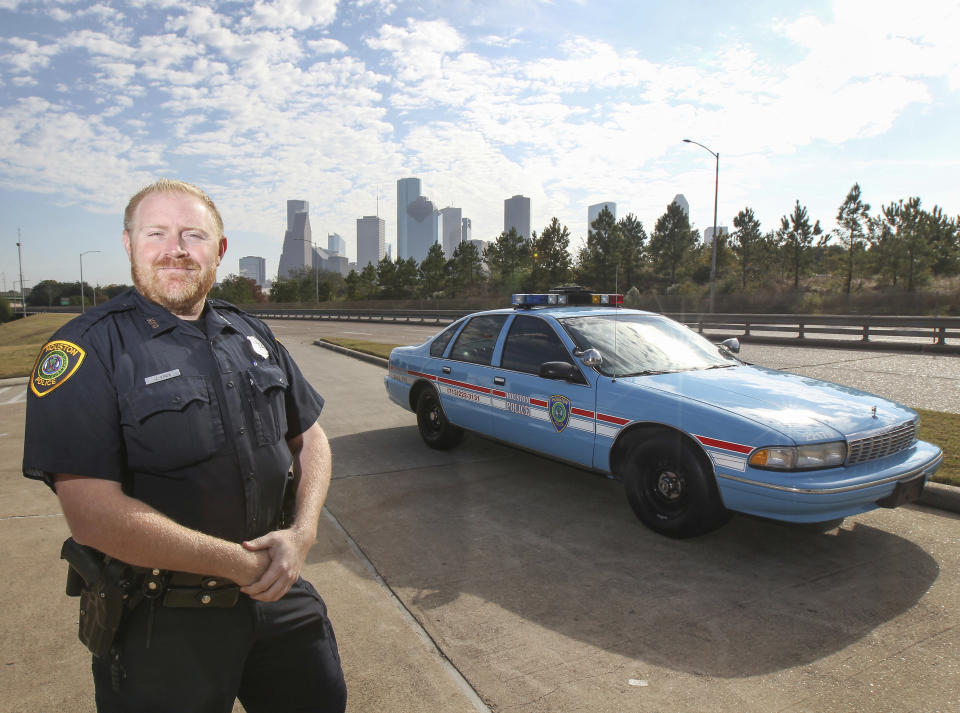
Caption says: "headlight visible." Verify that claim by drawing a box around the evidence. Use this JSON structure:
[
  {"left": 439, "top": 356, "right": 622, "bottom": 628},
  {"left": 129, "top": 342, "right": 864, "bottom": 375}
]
[{"left": 749, "top": 442, "right": 846, "bottom": 470}]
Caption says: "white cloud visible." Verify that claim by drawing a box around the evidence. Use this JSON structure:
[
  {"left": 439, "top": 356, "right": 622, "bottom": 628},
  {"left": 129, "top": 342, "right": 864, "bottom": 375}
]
[
  {"left": 308, "top": 37, "right": 348, "bottom": 54},
  {"left": 242, "top": 0, "right": 339, "bottom": 30},
  {"left": 366, "top": 18, "right": 465, "bottom": 81}
]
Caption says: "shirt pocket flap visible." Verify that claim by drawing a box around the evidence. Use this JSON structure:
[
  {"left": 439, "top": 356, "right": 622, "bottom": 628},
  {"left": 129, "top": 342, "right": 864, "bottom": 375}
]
[
  {"left": 128, "top": 375, "right": 211, "bottom": 423},
  {"left": 247, "top": 363, "right": 287, "bottom": 393}
]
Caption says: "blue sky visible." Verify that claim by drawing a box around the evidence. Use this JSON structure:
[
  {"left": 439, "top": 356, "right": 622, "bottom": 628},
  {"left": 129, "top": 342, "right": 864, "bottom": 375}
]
[{"left": 1, "top": 0, "right": 958, "bottom": 289}]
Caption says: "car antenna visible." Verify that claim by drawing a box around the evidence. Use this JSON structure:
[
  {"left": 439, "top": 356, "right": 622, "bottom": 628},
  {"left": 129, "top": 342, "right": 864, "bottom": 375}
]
[{"left": 612, "top": 265, "right": 619, "bottom": 383}]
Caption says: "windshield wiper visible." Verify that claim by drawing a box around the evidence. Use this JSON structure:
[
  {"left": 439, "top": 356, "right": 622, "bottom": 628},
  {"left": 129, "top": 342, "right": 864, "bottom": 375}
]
[{"left": 705, "top": 363, "right": 737, "bottom": 370}]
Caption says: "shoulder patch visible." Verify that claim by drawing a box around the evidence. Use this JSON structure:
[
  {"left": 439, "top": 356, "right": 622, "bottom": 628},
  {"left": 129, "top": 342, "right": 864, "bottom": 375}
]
[{"left": 31, "top": 340, "right": 86, "bottom": 397}]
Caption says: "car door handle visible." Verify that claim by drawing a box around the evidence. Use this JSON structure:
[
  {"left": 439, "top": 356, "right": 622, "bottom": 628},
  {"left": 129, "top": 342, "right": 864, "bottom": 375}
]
[
  {"left": 442, "top": 366, "right": 451, "bottom": 374},
  {"left": 494, "top": 376, "right": 505, "bottom": 385}
]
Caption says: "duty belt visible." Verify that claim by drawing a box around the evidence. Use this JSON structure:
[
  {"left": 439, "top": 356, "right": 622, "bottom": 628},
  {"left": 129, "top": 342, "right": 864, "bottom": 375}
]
[{"left": 134, "top": 568, "right": 241, "bottom": 608}]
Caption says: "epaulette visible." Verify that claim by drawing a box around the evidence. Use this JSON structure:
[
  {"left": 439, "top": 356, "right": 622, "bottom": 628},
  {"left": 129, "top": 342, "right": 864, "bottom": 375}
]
[
  {"left": 54, "top": 294, "right": 137, "bottom": 339},
  {"left": 207, "top": 298, "right": 248, "bottom": 315}
]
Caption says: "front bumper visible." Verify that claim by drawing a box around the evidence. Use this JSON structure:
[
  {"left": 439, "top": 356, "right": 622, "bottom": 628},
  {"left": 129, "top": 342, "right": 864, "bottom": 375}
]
[{"left": 716, "top": 441, "right": 943, "bottom": 523}]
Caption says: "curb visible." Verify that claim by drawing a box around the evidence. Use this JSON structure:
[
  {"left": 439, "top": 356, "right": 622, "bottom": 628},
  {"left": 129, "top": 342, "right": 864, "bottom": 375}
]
[
  {"left": 314, "top": 340, "right": 389, "bottom": 369},
  {"left": 313, "top": 340, "right": 960, "bottom": 517},
  {"left": 917, "top": 481, "right": 960, "bottom": 514}
]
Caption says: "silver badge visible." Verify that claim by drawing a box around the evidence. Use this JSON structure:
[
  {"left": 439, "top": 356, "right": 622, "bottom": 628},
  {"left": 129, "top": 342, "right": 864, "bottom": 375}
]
[{"left": 247, "top": 335, "right": 270, "bottom": 360}]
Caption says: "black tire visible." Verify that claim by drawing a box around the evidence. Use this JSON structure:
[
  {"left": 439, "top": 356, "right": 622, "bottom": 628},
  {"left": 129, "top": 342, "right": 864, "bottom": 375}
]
[
  {"left": 415, "top": 388, "right": 463, "bottom": 450},
  {"left": 622, "top": 431, "right": 731, "bottom": 538}
]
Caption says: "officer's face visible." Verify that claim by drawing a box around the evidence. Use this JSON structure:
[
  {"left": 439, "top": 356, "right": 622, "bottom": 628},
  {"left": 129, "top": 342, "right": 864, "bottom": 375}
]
[{"left": 123, "top": 191, "right": 227, "bottom": 318}]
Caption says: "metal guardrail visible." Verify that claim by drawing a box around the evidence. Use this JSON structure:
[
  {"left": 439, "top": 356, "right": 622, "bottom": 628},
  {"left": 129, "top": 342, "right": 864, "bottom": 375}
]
[{"left": 248, "top": 308, "right": 960, "bottom": 353}]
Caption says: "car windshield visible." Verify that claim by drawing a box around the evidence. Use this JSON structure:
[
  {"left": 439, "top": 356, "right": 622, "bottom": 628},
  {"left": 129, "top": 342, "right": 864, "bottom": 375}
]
[{"left": 560, "top": 313, "right": 737, "bottom": 377}]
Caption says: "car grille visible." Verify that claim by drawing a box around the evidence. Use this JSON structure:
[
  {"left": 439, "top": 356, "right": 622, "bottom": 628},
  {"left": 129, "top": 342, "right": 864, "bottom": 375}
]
[{"left": 846, "top": 420, "right": 917, "bottom": 465}]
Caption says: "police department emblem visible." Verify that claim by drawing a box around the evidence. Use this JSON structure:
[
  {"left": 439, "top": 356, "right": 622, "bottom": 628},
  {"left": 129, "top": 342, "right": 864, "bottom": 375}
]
[
  {"left": 31, "top": 340, "right": 86, "bottom": 398},
  {"left": 549, "top": 394, "right": 571, "bottom": 433}
]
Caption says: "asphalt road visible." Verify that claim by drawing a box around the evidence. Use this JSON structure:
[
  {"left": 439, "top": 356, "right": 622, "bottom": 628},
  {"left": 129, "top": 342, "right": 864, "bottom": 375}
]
[{"left": 2, "top": 321, "right": 959, "bottom": 712}]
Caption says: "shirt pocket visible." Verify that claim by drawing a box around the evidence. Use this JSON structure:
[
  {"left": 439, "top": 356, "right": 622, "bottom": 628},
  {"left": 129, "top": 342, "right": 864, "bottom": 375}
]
[
  {"left": 246, "top": 363, "right": 289, "bottom": 446},
  {"left": 121, "top": 375, "right": 225, "bottom": 473}
]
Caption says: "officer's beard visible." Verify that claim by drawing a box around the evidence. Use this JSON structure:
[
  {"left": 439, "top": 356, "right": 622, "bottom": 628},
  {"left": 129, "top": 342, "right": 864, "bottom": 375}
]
[{"left": 131, "top": 256, "right": 217, "bottom": 317}]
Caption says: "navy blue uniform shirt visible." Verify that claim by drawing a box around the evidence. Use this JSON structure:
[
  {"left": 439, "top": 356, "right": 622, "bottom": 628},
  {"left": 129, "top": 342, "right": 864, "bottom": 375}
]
[{"left": 22, "top": 289, "right": 324, "bottom": 543}]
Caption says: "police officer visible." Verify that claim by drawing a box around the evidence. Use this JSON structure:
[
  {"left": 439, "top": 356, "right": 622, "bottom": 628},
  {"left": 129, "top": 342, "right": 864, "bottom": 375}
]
[{"left": 22, "top": 179, "right": 347, "bottom": 712}]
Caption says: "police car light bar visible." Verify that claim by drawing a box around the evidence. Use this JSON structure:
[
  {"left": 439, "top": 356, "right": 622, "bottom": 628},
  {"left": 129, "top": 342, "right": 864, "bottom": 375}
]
[{"left": 511, "top": 293, "right": 623, "bottom": 308}]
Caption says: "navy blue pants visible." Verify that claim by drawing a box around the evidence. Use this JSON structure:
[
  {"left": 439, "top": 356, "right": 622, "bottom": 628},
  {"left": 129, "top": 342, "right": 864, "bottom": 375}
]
[{"left": 92, "top": 578, "right": 346, "bottom": 713}]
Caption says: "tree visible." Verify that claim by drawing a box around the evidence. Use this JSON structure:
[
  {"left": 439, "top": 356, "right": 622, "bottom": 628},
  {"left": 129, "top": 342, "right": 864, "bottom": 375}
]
[
  {"left": 448, "top": 241, "right": 484, "bottom": 296},
  {"left": 617, "top": 213, "right": 647, "bottom": 291},
  {"left": 529, "top": 218, "right": 572, "bottom": 291},
  {"left": 484, "top": 227, "right": 530, "bottom": 292},
  {"left": 835, "top": 183, "right": 871, "bottom": 294},
  {"left": 730, "top": 207, "right": 766, "bottom": 288},
  {"left": 576, "top": 207, "right": 623, "bottom": 290},
  {"left": 269, "top": 275, "right": 302, "bottom": 302},
  {"left": 419, "top": 243, "right": 448, "bottom": 297},
  {"left": 358, "top": 263, "right": 378, "bottom": 299},
  {"left": 777, "top": 201, "right": 822, "bottom": 288},
  {"left": 881, "top": 197, "right": 928, "bottom": 291},
  {"left": 648, "top": 201, "right": 698, "bottom": 286},
  {"left": 210, "top": 274, "right": 262, "bottom": 304},
  {"left": 925, "top": 206, "right": 959, "bottom": 277},
  {"left": 0, "top": 295, "right": 11, "bottom": 323}
]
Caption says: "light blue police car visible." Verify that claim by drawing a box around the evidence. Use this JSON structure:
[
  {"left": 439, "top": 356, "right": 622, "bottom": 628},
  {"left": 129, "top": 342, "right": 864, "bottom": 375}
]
[{"left": 384, "top": 288, "right": 943, "bottom": 537}]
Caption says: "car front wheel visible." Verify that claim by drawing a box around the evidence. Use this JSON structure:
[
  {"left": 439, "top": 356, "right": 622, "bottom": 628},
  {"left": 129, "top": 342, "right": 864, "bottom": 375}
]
[
  {"left": 416, "top": 388, "right": 463, "bottom": 450},
  {"left": 622, "top": 432, "right": 730, "bottom": 538}
]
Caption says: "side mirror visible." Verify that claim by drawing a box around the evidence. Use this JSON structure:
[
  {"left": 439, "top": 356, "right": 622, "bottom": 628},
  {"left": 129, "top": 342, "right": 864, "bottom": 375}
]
[
  {"left": 719, "top": 337, "right": 740, "bottom": 354},
  {"left": 539, "top": 361, "right": 583, "bottom": 382},
  {"left": 579, "top": 348, "right": 603, "bottom": 367}
]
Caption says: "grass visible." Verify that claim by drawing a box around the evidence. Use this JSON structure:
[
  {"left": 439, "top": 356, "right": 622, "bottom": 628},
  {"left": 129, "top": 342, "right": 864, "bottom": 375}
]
[
  {"left": 916, "top": 409, "right": 960, "bottom": 487},
  {"left": 0, "top": 313, "right": 73, "bottom": 379},
  {"left": 320, "top": 338, "right": 400, "bottom": 360}
]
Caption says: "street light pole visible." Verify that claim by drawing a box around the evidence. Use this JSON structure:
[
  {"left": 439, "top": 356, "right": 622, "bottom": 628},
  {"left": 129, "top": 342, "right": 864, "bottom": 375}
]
[
  {"left": 16, "top": 228, "right": 26, "bottom": 317},
  {"left": 80, "top": 250, "right": 101, "bottom": 313},
  {"left": 683, "top": 138, "right": 719, "bottom": 313}
]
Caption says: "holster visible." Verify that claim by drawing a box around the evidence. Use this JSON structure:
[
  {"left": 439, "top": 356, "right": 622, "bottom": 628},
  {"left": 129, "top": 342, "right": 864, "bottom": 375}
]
[{"left": 61, "top": 538, "right": 140, "bottom": 658}]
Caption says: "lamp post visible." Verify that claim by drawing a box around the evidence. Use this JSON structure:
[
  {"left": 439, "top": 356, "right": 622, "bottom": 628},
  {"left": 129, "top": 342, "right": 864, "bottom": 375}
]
[
  {"left": 295, "top": 238, "right": 320, "bottom": 303},
  {"left": 16, "top": 230, "right": 27, "bottom": 317},
  {"left": 80, "top": 250, "right": 100, "bottom": 313},
  {"left": 683, "top": 138, "right": 719, "bottom": 313}
]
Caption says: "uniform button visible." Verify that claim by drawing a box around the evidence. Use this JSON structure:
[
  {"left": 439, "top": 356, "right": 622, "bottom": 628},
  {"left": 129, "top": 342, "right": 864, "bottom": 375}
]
[
  {"left": 206, "top": 579, "right": 218, "bottom": 588},
  {"left": 147, "top": 581, "right": 158, "bottom": 591},
  {"left": 238, "top": 427, "right": 245, "bottom": 435},
  {"left": 226, "top": 381, "right": 234, "bottom": 388},
  {"left": 200, "top": 594, "right": 212, "bottom": 605},
  {"left": 152, "top": 569, "right": 160, "bottom": 576}
]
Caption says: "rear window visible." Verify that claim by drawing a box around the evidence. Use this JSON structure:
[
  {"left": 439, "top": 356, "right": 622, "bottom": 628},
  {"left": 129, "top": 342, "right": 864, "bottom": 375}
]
[
  {"left": 449, "top": 315, "right": 508, "bottom": 366},
  {"left": 430, "top": 320, "right": 463, "bottom": 357}
]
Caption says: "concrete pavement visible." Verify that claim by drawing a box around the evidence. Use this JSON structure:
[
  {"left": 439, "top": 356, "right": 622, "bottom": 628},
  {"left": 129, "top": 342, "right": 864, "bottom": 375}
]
[{"left": 2, "top": 325, "right": 959, "bottom": 712}]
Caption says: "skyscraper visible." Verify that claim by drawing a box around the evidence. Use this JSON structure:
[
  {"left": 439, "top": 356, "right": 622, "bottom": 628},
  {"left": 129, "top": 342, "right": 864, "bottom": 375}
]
[
  {"left": 461, "top": 217, "right": 472, "bottom": 243},
  {"left": 672, "top": 194, "right": 689, "bottom": 216},
  {"left": 356, "top": 215, "right": 385, "bottom": 269},
  {"left": 327, "top": 232, "right": 346, "bottom": 256},
  {"left": 704, "top": 226, "right": 729, "bottom": 245},
  {"left": 588, "top": 201, "right": 617, "bottom": 234},
  {"left": 277, "top": 199, "right": 312, "bottom": 279},
  {"left": 504, "top": 194, "right": 531, "bottom": 239},
  {"left": 396, "top": 177, "right": 421, "bottom": 260},
  {"left": 405, "top": 195, "right": 440, "bottom": 263},
  {"left": 239, "top": 256, "right": 266, "bottom": 287},
  {"left": 439, "top": 206, "right": 462, "bottom": 259}
]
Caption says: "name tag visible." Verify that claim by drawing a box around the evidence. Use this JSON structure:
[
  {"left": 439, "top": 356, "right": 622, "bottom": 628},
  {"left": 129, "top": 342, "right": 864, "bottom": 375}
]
[{"left": 145, "top": 369, "right": 181, "bottom": 385}]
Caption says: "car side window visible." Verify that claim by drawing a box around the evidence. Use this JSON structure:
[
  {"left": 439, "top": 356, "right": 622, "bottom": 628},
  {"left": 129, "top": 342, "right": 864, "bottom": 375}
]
[
  {"left": 501, "top": 315, "right": 572, "bottom": 374},
  {"left": 430, "top": 320, "right": 462, "bottom": 357},
  {"left": 449, "top": 315, "right": 508, "bottom": 365}
]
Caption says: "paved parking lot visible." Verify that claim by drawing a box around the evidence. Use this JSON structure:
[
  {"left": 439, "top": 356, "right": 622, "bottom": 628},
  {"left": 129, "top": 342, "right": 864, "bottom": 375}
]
[{"left": 2, "top": 321, "right": 959, "bottom": 712}]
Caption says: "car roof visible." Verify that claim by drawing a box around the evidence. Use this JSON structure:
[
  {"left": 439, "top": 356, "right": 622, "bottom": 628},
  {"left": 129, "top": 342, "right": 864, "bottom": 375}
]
[{"left": 466, "top": 306, "right": 660, "bottom": 320}]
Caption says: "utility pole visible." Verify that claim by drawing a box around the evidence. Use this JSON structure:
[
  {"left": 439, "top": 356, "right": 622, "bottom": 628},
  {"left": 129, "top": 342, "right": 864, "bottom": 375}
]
[{"left": 16, "top": 228, "right": 26, "bottom": 317}]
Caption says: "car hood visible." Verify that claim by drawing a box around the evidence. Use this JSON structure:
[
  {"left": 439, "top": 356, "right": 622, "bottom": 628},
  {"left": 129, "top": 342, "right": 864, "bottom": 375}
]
[{"left": 619, "top": 365, "right": 916, "bottom": 443}]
